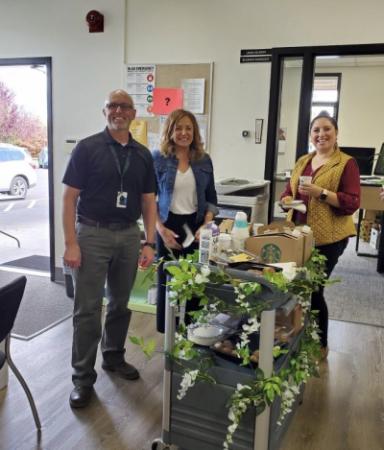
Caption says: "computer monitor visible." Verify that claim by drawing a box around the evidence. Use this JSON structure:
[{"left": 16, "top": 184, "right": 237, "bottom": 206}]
[
  {"left": 339, "top": 146, "right": 375, "bottom": 176},
  {"left": 373, "top": 143, "right": 384, "bottom": 176}
]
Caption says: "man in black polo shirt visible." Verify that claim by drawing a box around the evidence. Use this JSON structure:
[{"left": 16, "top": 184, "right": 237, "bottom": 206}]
[{"left": 62, "top": 89, "right": 157, "bottom": 408}]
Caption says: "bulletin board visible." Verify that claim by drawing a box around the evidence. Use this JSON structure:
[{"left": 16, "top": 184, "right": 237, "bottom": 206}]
[{"left": 126, "top": 63, "right": 213, "bottom": 152}]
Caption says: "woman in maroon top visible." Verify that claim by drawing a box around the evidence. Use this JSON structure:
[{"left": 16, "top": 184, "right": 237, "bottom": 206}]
[{"left": 281, "top": 113, "right": 360, "bottom": 359}]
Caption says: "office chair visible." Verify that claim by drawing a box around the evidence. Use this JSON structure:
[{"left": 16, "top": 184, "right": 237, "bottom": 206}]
[{"left": 0, "top": 276, "right": 41, "bottom": 430}]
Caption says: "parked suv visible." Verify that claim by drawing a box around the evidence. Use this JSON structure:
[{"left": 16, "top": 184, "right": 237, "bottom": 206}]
[{"left": 0, "top": 143, "right": 37, "bottom": 199}]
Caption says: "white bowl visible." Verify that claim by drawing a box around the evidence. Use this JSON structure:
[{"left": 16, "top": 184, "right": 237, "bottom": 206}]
[{"left": 187, "top": 324, "right": 225, "bottom": 346}]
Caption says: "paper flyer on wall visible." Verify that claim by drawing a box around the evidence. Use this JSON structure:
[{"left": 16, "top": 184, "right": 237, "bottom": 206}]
[
  {"left": 196, "top": 114, "right": 208, "bottom": 146},
  {"left": 125, "top": 64, "right": 156, "bottom": 117},
  {"left": 181, "top": 78, "right": 205, "bottom": 114},
  {"left": 152, "top": 87, "right": 183, "bottom": 115}
]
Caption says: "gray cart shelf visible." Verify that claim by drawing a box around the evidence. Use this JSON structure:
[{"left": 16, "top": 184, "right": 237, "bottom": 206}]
[{"left": 152, "top": 265, "right": 304, "bottom": 450}]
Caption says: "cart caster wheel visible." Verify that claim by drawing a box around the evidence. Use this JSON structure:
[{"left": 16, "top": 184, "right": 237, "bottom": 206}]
[{"left": 151, "top": 438, "right": 170, "bottom": 450}]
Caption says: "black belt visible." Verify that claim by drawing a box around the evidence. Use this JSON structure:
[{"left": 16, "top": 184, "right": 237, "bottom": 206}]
[{"left": 77, "top": 216, "right": 136, "bottom": 231}]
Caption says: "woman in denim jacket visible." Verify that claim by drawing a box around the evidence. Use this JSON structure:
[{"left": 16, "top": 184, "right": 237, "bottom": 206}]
[{"left": 152, "top": 109, "right": 218, "bottom": 333}]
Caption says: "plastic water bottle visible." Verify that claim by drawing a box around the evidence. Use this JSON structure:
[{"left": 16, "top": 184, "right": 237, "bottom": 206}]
[
  {"left": 231, "top": 211, "right": 250, "bottom": 251},
  {"left": 199, "top": 225, "right": 212, "bottom": 264}
]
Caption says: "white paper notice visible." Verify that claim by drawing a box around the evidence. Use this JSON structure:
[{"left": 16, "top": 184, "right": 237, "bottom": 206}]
[
  {"left": 125, "top": 65, "right": 156, "bottom": 117},
  {"left": 181, "top": 78, "right": 205, "bottom": 114},
  {"left": 196, "top": 115, "right": 208, "bottom": 146}
]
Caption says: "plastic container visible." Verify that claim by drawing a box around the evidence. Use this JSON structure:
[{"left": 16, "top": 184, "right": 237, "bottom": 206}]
[
  {"left": 231, "top": 211, "right": 250, "bottom": 251},
  {"left": 218, "top": 233, "right": 232, "bottom": 255}
]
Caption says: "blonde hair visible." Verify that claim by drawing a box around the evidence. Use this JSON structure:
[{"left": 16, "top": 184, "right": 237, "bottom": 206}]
[{"left": 160, "top": 109, "right": 205, "bottom": 160}]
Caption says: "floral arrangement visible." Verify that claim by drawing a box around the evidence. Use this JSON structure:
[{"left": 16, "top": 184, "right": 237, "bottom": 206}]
[{"left": 131, "top": 249, "right": 329, "bottom": 449}]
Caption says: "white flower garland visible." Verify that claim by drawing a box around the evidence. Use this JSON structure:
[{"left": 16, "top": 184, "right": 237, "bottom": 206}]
[{"left": 177, "top": 369, "right": 199, "bottom": 400}]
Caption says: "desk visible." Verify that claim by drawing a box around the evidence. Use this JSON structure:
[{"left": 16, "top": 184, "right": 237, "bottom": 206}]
[
  {"left": 357, "top": 183, "right": 384, "bottom": 273},
  {"left": 360, "top": 184, "right": 384, "bottom": 210}
]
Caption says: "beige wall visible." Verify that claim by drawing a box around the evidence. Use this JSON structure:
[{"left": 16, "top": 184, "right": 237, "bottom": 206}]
[{"left": 335, "top": 65, "right": 384, "bottom": 153}]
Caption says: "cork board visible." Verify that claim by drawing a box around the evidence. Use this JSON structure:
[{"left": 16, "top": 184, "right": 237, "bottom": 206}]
[{"left": 128, "top": 62, "right": 213, "bottom": 151}]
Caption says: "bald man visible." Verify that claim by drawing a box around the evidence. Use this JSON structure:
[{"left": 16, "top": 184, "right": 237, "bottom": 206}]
[{"left": 62, "top": 90, "right": 157, "bottom": 408}]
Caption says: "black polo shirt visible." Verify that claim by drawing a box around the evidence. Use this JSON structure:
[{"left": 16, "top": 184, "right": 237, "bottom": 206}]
[{"left": 62, "top": 128, "right": 156, "bottom": 223}]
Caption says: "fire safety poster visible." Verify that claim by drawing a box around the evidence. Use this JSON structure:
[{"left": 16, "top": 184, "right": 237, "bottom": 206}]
[{"left": 125, "top": 65, "right": 156, "bottom": 117}]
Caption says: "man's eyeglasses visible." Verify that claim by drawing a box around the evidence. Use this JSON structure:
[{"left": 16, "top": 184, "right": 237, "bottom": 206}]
[{"left": 105, "top": 102, "right": 134, "bottom": 111}]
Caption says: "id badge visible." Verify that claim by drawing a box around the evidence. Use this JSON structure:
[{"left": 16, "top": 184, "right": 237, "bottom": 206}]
[{"left": 116, "top": 191, "right": 128, "bottom": 208}]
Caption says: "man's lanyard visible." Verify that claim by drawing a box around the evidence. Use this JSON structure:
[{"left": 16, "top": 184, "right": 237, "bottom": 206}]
[{"left": 108, "top": 144, "right": 132, "bottom": 192}]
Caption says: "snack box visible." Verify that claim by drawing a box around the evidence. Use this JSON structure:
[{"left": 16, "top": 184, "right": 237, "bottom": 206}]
[{"left": 245, "top": 221, "right": 305, "bottom": 266}]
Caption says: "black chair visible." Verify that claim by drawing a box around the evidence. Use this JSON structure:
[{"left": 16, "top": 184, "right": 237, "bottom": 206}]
[{"left": 0, "top": 276, "right": 41, "bottom": 430}]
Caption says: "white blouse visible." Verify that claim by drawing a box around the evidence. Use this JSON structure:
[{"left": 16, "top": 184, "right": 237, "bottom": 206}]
[{"left": 169, "top": 166, "right": 198, "bottom": 215}]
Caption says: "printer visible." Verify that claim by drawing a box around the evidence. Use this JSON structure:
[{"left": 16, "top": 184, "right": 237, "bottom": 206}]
[{"left": 215, "top": 178, "right": 270, "bottom": 224}]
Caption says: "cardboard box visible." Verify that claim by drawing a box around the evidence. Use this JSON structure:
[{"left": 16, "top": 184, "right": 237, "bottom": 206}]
[
  {"left": 296, "top": 225, "right": 314, "bottom": 264},
  {"left": 245, "top": 222, "right": 305, "bottom": 266}
]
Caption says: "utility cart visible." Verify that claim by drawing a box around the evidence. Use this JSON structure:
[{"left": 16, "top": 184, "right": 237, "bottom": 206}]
[{"left": 152, "top": 265, "right": 305, "bottom": 450}]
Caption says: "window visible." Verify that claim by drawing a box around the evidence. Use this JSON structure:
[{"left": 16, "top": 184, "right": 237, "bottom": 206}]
[
  {"left": 11, "top": 150, "right": 24, "bottom": 161},
  {"left": 0, "top": 148, "right": 25, "bottom": 161},
  {"left": 0, "top": 148, "right": 11, "bottom": 161},
  {"left": 311, "top": 73, "right": 341, "bottom": 121}
]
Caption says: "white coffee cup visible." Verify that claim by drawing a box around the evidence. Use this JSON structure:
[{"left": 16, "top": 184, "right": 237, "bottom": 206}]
[{"left": 299, "top": 175, "right": 312, "bottom": 185}]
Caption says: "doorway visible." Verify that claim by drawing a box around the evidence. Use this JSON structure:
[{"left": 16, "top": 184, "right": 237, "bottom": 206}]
[
  {"left": 264, "top": 43, "right": 384, "bottom": 221},
  {"left": 0, "top": 57, "right": 54, "bottom": 280}
]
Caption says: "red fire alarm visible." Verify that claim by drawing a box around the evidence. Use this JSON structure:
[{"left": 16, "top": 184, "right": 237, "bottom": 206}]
[{"left": 86, "top": 10, "right": 104, "bottom": 33}]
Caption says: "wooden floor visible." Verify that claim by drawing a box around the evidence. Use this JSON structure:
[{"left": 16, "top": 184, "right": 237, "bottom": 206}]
[{"left": 0, "top": 313, "right": 383, "bottom": 450}]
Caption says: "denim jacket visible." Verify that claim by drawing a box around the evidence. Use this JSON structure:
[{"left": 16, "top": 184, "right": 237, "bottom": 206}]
[{"left": 152, "top": 149, "right": 218, "bottom": 223}]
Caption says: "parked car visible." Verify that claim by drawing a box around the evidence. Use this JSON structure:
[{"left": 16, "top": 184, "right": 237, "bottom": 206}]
[{"left": 0, "top": 143, "right": 37, "bottom": 199}]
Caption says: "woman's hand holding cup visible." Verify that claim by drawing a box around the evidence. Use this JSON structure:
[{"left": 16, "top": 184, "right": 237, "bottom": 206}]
[
  {"left": 298, "top": 176, "right": 312, "bottom": 196},
  {"left": 299, "top": 175, "right": 312, "bottom": 186}
]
